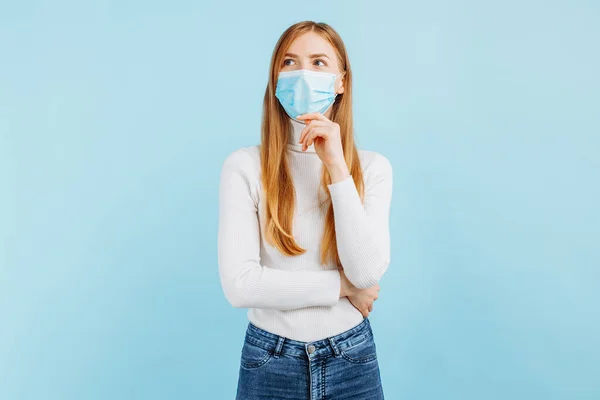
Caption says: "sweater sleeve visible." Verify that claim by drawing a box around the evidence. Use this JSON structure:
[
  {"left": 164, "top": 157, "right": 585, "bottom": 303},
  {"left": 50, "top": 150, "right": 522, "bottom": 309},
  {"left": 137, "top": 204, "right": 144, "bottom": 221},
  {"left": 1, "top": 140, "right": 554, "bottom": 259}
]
[
  {"left": 327, "top": 153, "right": 393, "bottom": 289},
  {"left": 218, "top": 149, "right": 342, "bottom": 310}
]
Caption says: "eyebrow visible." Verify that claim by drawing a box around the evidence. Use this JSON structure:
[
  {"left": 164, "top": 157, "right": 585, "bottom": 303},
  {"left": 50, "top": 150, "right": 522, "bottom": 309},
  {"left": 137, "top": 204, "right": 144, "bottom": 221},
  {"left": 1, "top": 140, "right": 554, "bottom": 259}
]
[{"left": 284, "top": 52, "right": 330, "bottom": 59}]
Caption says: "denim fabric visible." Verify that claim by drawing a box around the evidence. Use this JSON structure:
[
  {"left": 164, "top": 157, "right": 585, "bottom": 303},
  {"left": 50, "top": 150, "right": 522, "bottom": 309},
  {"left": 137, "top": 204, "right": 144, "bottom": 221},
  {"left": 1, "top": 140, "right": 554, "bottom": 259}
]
[{"left": 235, "top": 317, "right": 384, "bottom": 400}]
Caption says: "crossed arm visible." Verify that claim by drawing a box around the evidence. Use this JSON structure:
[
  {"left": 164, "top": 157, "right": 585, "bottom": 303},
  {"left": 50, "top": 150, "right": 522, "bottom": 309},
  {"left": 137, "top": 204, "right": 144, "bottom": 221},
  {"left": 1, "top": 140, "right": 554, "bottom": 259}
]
[{"left": 217, "top": 149, "right": 393, "bottom": 310}]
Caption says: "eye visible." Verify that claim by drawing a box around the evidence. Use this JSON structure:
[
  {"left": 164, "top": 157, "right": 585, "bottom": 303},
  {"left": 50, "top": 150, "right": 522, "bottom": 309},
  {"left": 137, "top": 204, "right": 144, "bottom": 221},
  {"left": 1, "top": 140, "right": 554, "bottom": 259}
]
[
  {"left": 314, "top": 59, "right": 327, "bottom": 67},
  {"left": 283, "top": 58, "right": 295, "bottom": 66}
]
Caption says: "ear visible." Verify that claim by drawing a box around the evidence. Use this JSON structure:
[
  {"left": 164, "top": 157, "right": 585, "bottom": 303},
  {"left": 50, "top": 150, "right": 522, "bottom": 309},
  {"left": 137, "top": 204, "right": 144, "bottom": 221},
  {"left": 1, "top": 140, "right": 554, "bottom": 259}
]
[{"left": 336, "top": 72, "right": 345, "bottom": 94}]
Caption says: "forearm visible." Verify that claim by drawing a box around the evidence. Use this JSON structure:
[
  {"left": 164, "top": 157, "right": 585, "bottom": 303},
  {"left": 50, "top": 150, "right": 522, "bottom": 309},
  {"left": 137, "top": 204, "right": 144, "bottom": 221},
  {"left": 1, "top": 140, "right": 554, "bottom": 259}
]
[
  {"left": 218, "top": 257, "right": 343, "bottom": 310},
  {"left": 218, "top": 149, "right": 344, "bottom": 309},
  {"left": 326, "top": 157, "right": 392, "bottom": 289},
  {"left": 327, "top": 160, "right": 351, "bottom": 184}
]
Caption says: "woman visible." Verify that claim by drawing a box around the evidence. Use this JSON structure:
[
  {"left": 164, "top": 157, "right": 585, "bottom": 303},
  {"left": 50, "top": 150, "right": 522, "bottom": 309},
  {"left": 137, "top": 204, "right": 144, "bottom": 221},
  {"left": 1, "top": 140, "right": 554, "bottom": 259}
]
[{"left": 218, "top": 20, "right": 393, "bottom": 399}]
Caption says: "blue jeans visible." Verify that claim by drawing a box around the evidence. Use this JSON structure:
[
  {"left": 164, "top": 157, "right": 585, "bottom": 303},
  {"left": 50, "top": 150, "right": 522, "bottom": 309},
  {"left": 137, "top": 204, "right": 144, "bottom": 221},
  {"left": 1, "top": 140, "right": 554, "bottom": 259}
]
[{"left": 236, "top": 317, "right": 384, "bottom": 400}]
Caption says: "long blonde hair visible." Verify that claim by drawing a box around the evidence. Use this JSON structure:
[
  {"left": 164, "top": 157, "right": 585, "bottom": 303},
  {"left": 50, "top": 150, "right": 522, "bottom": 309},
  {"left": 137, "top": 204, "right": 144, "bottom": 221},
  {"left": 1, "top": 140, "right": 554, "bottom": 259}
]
[{"left": 260, "top": 21, "right": 365, "bottom": 267}]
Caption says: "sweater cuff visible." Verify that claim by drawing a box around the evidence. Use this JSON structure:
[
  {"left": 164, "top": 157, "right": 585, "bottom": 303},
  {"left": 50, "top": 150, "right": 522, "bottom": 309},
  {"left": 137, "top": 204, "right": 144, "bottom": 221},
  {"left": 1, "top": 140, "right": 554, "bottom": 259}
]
[{"left": 327, "top": 174, "right": 357, "bottom": 198}]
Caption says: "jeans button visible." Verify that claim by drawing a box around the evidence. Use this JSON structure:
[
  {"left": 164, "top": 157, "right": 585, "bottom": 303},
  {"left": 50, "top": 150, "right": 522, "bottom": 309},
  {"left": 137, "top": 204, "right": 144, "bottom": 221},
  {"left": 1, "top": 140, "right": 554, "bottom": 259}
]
[{"left": 307, "top": 344, "right": 316, "bottom": 354}]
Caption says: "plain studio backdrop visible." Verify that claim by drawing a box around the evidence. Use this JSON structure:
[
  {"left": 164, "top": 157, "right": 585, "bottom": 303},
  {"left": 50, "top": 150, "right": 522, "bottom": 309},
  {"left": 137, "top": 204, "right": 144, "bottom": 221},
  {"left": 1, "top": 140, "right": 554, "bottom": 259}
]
[{"left": 1, "top": 1, "right": 598, "bottom": 399}]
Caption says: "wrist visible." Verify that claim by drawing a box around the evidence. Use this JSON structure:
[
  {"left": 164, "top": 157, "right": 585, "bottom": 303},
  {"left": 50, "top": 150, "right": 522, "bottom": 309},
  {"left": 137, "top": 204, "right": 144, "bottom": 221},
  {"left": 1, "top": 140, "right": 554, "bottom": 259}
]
[
  {"left": 342, "top": 284, "right": 355, "bottom": 298},
  {"left": 338, "top": 270, "right": 353, "bottom": 298},
  {"left": 338, "top": 271, "right": 346, "bottom": 297},
  {"left": 326, "top": 160, "right": 350, "bottom": 183}
]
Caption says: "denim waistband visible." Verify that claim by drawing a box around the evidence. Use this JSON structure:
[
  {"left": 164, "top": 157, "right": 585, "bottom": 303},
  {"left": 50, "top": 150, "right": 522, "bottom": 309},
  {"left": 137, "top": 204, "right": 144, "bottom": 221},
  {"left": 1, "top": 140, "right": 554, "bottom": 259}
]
[{"left": 244, "top": 317, "right": 374, "bottom": 359}]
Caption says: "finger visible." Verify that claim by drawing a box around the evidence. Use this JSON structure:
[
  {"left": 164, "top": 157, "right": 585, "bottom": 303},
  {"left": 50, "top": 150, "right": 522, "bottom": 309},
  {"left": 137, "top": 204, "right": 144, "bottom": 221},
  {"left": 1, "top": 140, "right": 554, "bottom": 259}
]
[
  {"left": 303, "top": 129, "right": 319, "bottom": 148},
  {"left": 298, "top": 120, "right": 314, "bottom": 144},
  {"left": 296, "top": 112, "right": 329, "bottom": 122},
  {"left": 299, "top": 125, "right": 312, "bottom": 146},
  {"left": 302, "top": 129, "right": 314, "bottom": 150},
  {"left": 298, "top": 121, "right": 317, "bottom": 144},
  {"left": 299, "top": 120, "right": 325, "bottom": 144},
  {"left": 301, "top": 129, "right": 313, "bottom": 149},
  {"left": 304, "top": 129, "right": 328, "bottom": 147}
]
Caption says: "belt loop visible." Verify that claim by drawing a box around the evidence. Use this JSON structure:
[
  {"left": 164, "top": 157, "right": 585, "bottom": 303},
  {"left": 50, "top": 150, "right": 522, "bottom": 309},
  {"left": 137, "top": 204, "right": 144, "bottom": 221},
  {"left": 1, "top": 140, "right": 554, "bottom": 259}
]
[
  {"left": 274, "top": 336, "right": 285, "bottom": 358},
  {"left": 328, "top": 337, "right": 340, "bottom": 356}
]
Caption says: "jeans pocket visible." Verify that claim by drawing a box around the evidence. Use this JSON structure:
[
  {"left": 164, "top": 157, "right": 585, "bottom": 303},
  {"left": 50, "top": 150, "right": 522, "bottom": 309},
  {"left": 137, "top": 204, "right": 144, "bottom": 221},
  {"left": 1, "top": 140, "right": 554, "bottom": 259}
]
[
  {"left": 340, "top": 334, "right": 378, "bottom": 364},
  {"left": 240, "top": 337, "right": 274, "bottom": 370}
]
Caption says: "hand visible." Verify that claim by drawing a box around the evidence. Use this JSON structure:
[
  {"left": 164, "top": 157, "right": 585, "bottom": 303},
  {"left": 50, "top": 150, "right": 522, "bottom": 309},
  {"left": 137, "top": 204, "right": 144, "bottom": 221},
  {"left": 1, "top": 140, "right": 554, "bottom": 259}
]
[
  {"left": 338, "top": 268, "right": 380, "bottom": 318},
  {"left": 296, "top": 112, "right": 345, "bottom": 167}
]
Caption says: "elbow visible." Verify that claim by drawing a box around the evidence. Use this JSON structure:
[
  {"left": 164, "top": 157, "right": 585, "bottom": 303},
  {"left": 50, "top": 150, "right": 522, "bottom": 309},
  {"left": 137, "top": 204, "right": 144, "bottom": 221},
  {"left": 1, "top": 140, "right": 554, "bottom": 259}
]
[
  {"left": 223, "top": 287, "right": 244, "bottom": 308},
  {"left": 219, "top": 262, "right": 254, "bottom": 308},
  {"left": 225, "top": 288, "right": 253, "bottom": 309},
  {"left": 346, "top": 257, "right": 390, "bottom": 289},
  {"left": 340, "top": 237, "right": 391, "bottom": 289},
  {"left": 221, "top": 277, "right": 249, "bottom": 308},
  {"left": 225, "top": 292, "right": 245, "bottom": 308}
]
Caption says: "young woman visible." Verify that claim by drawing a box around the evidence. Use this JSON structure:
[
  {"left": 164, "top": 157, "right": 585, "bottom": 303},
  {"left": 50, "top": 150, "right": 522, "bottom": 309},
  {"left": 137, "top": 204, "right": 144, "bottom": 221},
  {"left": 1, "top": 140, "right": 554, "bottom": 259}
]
[{"left": 218, "top": 20, "right": 393, "bottom": 399}]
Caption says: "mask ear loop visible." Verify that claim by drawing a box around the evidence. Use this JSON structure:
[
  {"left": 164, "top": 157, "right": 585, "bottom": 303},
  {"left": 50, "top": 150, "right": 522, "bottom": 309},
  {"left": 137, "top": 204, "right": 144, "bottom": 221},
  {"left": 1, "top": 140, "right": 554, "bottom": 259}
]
[
  {"left": 332, "top": 71, "right": 346, "bottom": 99},
  {"left": 324, "top": 71, "right": 346, "bottom": 116}
]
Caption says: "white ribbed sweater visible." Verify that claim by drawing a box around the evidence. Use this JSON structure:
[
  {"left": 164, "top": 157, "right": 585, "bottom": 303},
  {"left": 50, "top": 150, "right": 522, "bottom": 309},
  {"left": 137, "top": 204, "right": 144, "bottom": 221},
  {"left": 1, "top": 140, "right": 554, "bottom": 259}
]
[{"left": 218, "top": 117, "right": 393, "bottom": 342}]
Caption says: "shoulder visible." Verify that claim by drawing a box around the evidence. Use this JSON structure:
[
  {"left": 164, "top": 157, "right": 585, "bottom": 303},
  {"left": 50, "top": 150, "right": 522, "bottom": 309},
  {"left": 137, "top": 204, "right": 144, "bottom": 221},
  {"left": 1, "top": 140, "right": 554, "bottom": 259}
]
[
  {"left": 357, "top": 149, "right": 393, "bottom": 194},
  {"left": 358, "top": 149, "right": 393, "bottom": 176},
  {"left": 220, "top": 145, "right": 261, "bottom": 177},
  {"left": 219, "top": 145, "right": 261, "bottom": 206}
]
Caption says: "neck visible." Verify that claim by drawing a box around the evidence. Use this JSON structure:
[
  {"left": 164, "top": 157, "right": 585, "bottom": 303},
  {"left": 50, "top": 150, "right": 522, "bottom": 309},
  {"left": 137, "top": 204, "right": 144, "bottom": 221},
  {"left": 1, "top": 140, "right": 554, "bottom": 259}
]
[{"left": 286, "top": 117, "right": 316, "bottom": 153}]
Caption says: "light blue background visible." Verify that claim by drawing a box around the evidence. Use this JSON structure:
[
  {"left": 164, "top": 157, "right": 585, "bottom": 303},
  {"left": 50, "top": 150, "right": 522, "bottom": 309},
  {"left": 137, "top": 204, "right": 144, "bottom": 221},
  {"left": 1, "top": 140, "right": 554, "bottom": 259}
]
[{"left": 1, "top": 1, "right": 599, "bottom": 399}]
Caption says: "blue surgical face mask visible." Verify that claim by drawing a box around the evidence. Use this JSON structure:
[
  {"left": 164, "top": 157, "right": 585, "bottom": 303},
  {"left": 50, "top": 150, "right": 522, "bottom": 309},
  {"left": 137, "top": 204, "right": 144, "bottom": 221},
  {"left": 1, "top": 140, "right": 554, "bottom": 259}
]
[{"left": 275, "top": 69, "right": 343, "bottom": 122}]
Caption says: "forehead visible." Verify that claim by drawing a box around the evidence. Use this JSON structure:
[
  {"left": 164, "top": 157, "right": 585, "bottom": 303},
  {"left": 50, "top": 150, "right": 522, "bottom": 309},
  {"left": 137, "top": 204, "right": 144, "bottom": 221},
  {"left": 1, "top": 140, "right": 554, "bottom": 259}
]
[{"left": 286, "top": 31, "right": 336, "bottom": 56}]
